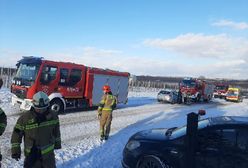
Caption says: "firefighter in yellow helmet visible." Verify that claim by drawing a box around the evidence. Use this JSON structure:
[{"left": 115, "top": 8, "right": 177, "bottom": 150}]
[
  {"left": 0, "top": 78, "right": 7, "bottom": 166},
  {"left": 11, "top": 91, "right": 61, "bottom": 168},
  {"left": 98, "top": 85, "right": 117, "bottom": 141}
]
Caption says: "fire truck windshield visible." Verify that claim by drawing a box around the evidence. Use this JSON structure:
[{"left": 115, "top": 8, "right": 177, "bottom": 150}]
[
  {"left": 16, "top": 63, "right": 40, "bottom": 82},
  {"left": 215, "top": 85, "right": 227, "bottom": 90},
  {"left": 182, "top": 80, "right": 196, "bottom": 88}
]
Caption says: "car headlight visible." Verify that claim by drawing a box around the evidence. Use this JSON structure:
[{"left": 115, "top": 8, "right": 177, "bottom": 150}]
[{"left": 126, "top": 140, "right": 140, "bottom": 151}]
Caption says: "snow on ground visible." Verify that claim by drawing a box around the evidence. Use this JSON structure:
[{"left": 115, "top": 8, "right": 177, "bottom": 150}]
[
  {"left": 0, "top": 87, "right": 248, "bottom": 168},
  {"left": 0, "top": 88, "right": 20, "bottom": 115}
]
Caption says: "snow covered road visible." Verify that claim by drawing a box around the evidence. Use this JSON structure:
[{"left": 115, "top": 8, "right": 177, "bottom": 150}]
[{"left": 0, "top": 88, "right": 248, "bottom": 168}]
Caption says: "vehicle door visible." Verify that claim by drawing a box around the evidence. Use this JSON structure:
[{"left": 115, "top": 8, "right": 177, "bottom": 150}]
[
  {"left": 233, "top": 127, "right": 248, "bottom": 168},
  {"left": 58, "top": 68, "right": 84, "bottom": 98},
  {"left": 219, "top": 129, "right": 237, "bottom": 168},
  {"left": 198, "top": 127, "right": 247, "bottom": 168},
  {"left": 195, "top": 128, "right": 222, "bottom": 168},
  {"left": 57, "top": 68, "right": 70, "bottom": 97},
  {"left": 38, "top": 65, "right": 59, "bottom": 95}
]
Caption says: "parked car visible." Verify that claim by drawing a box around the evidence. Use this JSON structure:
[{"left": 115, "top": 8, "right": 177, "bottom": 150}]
[
  {"left": 157, "top": 89, "right": 178, "bottom": 104},
  {"left": 122, "top": 116, "right": 248, "bottom": 168}
]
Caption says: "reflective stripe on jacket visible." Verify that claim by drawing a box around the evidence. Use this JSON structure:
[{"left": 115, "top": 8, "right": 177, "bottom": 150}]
[
  {"left": 98, "top": 94, "right": 117, "bottom": 112},
  {"left": 11, "top": 109, "right": 61, "bottom": 157}
]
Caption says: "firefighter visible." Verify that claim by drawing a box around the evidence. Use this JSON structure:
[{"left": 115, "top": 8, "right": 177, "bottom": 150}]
[
  {"left": 0, "top": 78, "right": 7, "bottom": 167},
  {"left": 11, "top": 91, "right": 61, "bottom": 168},
  {"left": 98, "top": 85, "right": 117, "bottom": 141}
]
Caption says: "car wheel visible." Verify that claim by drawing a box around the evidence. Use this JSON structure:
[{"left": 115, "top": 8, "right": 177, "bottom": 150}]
[
  {"left": 137, "top": 155, "right": 172, "bottom": 168},
  {"left": 50, "top": 99, "right": 64, "bottom": 114}
]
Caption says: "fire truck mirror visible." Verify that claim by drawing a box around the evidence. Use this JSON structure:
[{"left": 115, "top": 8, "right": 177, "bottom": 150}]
[
  {"left": 60, "top": 79, "right": 66, "bottom": 83},
  {"left": 197, "top": 84, "right": 201, "bottom": 89},
  {"left": 41, "top": 73, "right": 50, "bottom": 84},
  {"left": 44, "top": 73, "right": 49, "bottom": 81},
  {"left": 45, "top": 66, "right": 50, "bottom": 72}
]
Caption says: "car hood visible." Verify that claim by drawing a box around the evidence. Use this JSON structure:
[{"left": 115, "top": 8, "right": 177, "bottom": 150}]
[{"left": 132, "top": 128, "right": 169, "bottom": 141}]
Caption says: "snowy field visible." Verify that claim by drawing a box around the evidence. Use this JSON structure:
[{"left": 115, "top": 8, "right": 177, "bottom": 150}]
[{"left": 0, "top": 87, "right": 248, "bottom": 168}]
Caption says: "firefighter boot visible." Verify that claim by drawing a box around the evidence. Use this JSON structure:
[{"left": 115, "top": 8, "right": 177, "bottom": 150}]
[
  {"left": 100, "top": 128, "right": 105, "bottom": 141},
  {"left": 100, "top": 135, "right": 105, "bottom": 141}
]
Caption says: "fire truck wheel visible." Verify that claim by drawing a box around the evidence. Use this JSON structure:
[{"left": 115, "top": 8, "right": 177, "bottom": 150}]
[{"left": 50, "top": 99, "right": 64, "bottom": 114}]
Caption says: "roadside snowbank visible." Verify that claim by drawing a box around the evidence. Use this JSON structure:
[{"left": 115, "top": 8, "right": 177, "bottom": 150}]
[{"left": 0, "top": 88, "right": 20, "bottom": 115}]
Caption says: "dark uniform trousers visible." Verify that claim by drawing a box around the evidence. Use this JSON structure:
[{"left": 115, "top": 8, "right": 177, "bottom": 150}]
[
  {"left": 24, "top": 151, "right": 55, "bottom": 168},
  {"left": 0, "top": 108, "right": 7, "bottom": 167}
]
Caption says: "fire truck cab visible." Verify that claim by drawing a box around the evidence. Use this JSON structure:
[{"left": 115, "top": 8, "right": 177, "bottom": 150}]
[
  {"left": 11, "top": 56, "right": 129, "bottom": 113},
  {"left": 179, "top": 77, "right": 214, "bottom": 104},
  {"left": 213, "top": 83, "right": 229, "bottom": 99}
]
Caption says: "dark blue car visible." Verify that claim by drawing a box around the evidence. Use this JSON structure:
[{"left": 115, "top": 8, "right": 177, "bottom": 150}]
[{"left": 122, "top": 116, "right": 248, "bottom": 168}]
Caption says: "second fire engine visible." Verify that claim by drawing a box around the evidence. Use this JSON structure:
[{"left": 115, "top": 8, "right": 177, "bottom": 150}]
[{"left": 179, "top": 77, "right": 214, "bottom": 104}]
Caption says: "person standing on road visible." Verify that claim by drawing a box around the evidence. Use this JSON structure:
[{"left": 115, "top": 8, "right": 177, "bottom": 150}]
[
  {"left": 11, "top": 91, "right": 61, "bottom": 168},
  {"left": 0, "top": 78, "right": 7, "bottom": 167},
  {"left": 98, "top": 85, "right": 117, "bottom": 141}
]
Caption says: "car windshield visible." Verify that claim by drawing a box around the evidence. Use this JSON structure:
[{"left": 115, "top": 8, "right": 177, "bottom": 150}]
[
  {"left": 182, "top": 80, "right": 196, "bottom": 88},
  {"left": 16, "top": 63, "right": 40, "bottom": 81},
  {"left": 159, "top": 90, "right": 170, "bottom": 94},
  {"left": 170, "top": 119, "right": 209, "bottom": 139},
  {"left": 227, "top": 90, "right": 239, "bottom": 96}
]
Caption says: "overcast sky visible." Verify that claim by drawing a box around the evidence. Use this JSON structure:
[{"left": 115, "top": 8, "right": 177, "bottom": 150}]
[{"left": 0, "top": 0, "right": 248, "bottom": 79}]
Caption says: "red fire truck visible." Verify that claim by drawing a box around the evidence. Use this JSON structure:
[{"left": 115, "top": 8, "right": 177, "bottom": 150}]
[
  {"left": 213, "top": 83, "right": 229, "bottom": 99},
  {"left": 179, "top": 77, "right": 214, "bottom": 104},
  {"left": 11, "top": 56, "right": 129, "bottom": 113}
]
